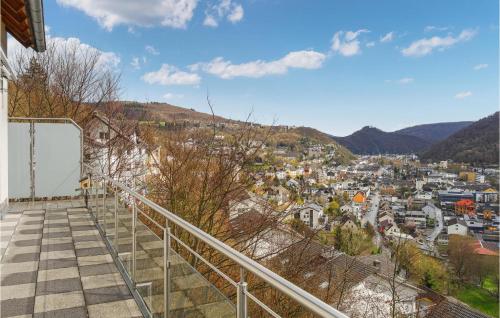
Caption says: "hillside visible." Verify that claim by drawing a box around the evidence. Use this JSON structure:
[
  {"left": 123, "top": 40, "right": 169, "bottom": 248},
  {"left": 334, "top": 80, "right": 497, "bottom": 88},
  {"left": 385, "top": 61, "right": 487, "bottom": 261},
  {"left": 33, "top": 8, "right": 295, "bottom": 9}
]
[
  {"left": 421, "top": 112, "right": 499, "bottom": 165},
  {"left": 120, "top": 101, "right": 229, "bottom": 123},
  {"left": 332, "top": 126, "right": 432, "bottom": 155},
  {"left": 396, "top": 121, "right": 473, "bottom": 142},
  {"left": 115, "top": 101, "right": 356, "bottom": 164}
]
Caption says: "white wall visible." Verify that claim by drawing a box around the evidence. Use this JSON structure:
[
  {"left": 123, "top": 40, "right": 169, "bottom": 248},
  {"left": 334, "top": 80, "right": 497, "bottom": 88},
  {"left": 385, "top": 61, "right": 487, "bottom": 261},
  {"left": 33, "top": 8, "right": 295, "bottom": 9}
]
[{"left": 0, "top": 22, "right": 9, "bottom": 215}]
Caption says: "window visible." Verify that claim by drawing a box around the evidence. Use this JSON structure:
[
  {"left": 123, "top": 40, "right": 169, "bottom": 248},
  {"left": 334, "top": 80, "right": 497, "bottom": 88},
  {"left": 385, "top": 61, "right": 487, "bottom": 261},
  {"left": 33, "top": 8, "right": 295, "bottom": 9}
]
[{"left": 99, "top": 131, "right": 110, "bottom": 139}]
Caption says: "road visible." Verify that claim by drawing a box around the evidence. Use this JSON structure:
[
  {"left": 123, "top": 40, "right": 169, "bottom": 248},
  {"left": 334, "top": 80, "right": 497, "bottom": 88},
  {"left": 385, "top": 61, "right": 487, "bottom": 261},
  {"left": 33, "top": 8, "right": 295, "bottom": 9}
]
[
  {"left": 427, "top": 202, "right": 443, "bottom": 243},
  {"left": 364, "top": 193, "right": 381, "bottom": 247}
]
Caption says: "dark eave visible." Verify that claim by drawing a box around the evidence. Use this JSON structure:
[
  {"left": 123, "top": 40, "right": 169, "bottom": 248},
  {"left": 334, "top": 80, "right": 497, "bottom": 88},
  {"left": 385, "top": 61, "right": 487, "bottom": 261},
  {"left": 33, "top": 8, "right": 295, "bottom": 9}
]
[{"left": 2, "top": 0, "right": 46, "bottom": 52}]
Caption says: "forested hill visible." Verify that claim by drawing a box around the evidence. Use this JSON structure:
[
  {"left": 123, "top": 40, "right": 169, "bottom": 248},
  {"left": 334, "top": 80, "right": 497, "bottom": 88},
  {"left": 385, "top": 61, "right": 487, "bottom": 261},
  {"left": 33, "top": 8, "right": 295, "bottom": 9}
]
[
  {"left": 396, "top": 121, "right": 473, "bottom": 142},
  {"left": 420, "top": 112, "right": 499, "bottom": 165},
  {"left": 331, "top": 126, "right": 432, "bottom": 154}
]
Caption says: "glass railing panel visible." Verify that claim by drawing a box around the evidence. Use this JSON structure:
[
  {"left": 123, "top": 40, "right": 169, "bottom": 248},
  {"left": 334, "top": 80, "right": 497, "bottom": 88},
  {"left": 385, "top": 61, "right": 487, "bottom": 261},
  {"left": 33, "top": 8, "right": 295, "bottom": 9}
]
[
  {"left": 135, "top": 220, "right": 165, "bottom": 317},
  {"left": 168, "top": 250, "right": 236, "bottom": 318},
  {"left": 102, "top": 190, "right": 116, "bottom": 243},
  {"left": 116, "top": 193, "right": 134, "bottom": 276}
]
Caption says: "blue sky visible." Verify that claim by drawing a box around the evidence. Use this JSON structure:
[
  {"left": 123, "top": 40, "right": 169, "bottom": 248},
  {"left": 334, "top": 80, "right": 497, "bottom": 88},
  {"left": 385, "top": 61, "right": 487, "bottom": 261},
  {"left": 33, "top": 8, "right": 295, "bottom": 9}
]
[{"left": 40, "top": 0, "right": 498, "bottom": 136}]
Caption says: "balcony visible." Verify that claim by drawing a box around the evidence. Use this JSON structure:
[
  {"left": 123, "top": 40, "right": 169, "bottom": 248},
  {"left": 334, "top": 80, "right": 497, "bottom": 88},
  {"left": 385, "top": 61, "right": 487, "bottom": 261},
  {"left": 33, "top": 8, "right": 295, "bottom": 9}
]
[{"left": 1, "top": 118, "right": 348, "bottom": 318}]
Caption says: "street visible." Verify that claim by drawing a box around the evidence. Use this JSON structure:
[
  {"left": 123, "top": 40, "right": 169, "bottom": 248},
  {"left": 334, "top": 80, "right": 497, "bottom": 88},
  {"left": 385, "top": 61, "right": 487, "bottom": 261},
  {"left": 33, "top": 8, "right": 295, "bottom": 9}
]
[{"left": 364, "top": 193, "right": 381, "bottom": 247}]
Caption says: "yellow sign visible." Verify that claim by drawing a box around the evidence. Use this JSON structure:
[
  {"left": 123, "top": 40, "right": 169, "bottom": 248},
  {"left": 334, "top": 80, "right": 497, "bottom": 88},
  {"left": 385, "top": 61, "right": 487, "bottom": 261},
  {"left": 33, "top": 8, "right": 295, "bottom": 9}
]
[{"left": 79, "top": 177, "right": 92, "bottom": 189}]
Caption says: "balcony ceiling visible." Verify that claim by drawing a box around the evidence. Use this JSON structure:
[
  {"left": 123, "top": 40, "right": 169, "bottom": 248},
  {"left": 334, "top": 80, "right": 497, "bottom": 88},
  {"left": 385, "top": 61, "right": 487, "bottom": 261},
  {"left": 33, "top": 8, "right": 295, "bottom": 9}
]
[{"left": 2, "top": 0, "right": 45, "bottom": 51}]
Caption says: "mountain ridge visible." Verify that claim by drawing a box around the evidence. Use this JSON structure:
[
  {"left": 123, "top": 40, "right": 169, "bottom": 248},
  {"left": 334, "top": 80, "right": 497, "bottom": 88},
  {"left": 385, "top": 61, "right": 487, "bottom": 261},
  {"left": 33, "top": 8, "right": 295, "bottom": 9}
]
[
  {"left": 421, "top": 112, "right": 499, "bottom": 165},
  {"left": 395, "top": 121, "right": 473, "bottom": 142},
  {"left": 331, "top": 126, "right": 432, "bottom": 155}
]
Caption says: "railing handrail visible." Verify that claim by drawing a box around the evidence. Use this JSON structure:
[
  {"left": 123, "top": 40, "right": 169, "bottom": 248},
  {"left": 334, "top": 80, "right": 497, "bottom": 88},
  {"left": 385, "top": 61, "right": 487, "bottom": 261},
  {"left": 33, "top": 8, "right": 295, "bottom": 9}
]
[{"left": 84, "top": 163, "right": 348, "bottom": 318}]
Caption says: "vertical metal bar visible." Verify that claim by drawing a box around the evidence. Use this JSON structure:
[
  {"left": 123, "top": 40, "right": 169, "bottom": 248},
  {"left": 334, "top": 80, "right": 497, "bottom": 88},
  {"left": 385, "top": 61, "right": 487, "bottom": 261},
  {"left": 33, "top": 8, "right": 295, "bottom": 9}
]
[
  {"left": 237, "top": 268, "right": 248, "bottom": 318},
  {"left": 163, "top": 226, "right": 171, "bottom": 318},
  {"left": 95, "top": 181, "right": 99, "bottom": 221},
  {"left": 29, "top": 120, "right": 35, "bottom": 205},
  {"left": 114, "top": 186, "right": 119, "bottom": 254},
  {"left": 103, "top": 182, "right": 107, "bottom": 234},
  {"left": 132, "top": 195, "right": 137, "bottom": 284}
]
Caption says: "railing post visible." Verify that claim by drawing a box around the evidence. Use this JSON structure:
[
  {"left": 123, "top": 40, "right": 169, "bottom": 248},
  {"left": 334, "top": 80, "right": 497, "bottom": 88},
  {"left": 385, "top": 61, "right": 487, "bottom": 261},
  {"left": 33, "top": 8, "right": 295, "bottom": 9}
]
[
  {"left": 163, "top": 226, "right": 171, "bottom": 318},
  {"left": 132, "top": 195, "right": 137, "bottom": 284},
  {"left": 95, "top": 181, "right": 99, "bottom": 221},
  {"left": 114, "top": 186, "right": 119, "bottom": 254},
  {"left": 103, "top": 182, "right": 107, "bottom": 234},
  {"left": 237, "top": 268, "right": 248, "bottom": 318}
]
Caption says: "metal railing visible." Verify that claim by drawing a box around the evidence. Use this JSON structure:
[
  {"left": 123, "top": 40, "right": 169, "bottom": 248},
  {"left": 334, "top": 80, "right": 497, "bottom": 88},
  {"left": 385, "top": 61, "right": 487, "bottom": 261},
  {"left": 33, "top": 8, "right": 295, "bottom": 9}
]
[{"left": 84, "top": 163, "right": 348, "bottom": 318}]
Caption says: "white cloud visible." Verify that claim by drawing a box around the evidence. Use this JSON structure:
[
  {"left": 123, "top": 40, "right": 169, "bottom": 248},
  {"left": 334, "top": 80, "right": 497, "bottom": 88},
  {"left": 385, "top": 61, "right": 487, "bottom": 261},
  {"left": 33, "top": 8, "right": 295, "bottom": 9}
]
[
  {"left": 455, "top": 91, "right": 472, "bottom": 99},
  {"left": 385, "top": 77, "right": 414, "bottom": 84},
  {"left": 473, "top": 63, "right": 488, "bottom": 70},
  {"left": 380, "top": 31, "right": 394, "bottom": 43},
  {"left": 163, "top": 92, "right": 184, "bottom": 100},
  {"left": 366, "top": 41, "right": 375, "bottom": 48},
  {"left": 203, "top": 0, "right": 244, "bottom": 28},
  {"left": 203, "top": 15, "right": 218, "bottom": 27},
  {"left": 9, "top": 35, "right": 120, "bottom": 72},
  {"left": 56, "top": 0, "right": 198, "bottom": 30},
  {"left": 131, "top": 57, "right": 141, "bottom": 69},
  {"left": 142, "top": 64, "right": 201, "bottom": 85},
  {"left": 398, "top": 77, "right": 414, "bottom": 84},
  {"left": 401, "top": 29, "right": 477, "bottom": 57},
  {"left": 145, "top": 45, "right": 160, "bottom": 55},
  {"left": 331, "top": 29, "right": 370, "bottom": 57},
  {"left": 228, "top": 4, "right": 243, "bottom": 23},
  {"left": 190, "top": 50, "right": 326, "bottom": 79},
  {"left": 424, "top": 26, "right": 450, "bottom": 32}
]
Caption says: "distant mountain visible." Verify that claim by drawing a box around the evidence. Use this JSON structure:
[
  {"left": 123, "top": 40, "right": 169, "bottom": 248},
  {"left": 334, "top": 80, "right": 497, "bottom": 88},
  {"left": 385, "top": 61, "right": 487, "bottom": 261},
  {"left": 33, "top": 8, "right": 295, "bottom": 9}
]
[
  {"left": 421, "top": 112, "right": 499, "bottom": 165},
  {"left": 396, "top": 121, "right": 473, "bottom": 142},
  {"left": 332, "top": 126, "right": 432, "bottom": 155}
]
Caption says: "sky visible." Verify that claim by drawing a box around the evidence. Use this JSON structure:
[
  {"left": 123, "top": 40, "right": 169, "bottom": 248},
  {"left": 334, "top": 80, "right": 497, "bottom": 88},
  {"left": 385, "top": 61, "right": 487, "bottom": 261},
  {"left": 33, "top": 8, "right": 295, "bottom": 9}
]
[{"left": 17, "top": 0, "right": 500, "bottom": 135}]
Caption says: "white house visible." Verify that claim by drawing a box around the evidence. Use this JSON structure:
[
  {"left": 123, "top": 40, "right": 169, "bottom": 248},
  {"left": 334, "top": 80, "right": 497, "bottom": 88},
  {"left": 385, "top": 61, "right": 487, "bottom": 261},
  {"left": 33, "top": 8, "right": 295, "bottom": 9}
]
[
  {"left": 276, "top": 171, "right": 287, "bottom": 180},
  {"left": 378, "top": 211, "right": 394, "bottom": 225},
  {"left": 447, "top": 219, "right": 468, "bottom": 236},
  {"left": 286, "top": 179, "right": 300, "bottom": 189},
  {"left": 294, "top": 203, "right": 325, "bottom": 229},
  {"left": 84, "top": 112, "right": 161, "bottom": 189}
]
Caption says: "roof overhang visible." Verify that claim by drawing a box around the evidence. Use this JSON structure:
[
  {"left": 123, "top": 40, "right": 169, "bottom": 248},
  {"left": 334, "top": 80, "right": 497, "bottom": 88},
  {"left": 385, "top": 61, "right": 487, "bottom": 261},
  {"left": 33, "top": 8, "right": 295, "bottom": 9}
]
[{"left": 2, "top": 0, "right": 46, "bottom": 52}]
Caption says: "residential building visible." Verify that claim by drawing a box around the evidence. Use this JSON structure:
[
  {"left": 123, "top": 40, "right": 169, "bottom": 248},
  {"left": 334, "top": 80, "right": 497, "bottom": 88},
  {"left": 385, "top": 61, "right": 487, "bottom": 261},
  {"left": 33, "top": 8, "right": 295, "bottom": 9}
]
[
  {"left": 332, "top": 214, "right": 359, "bottom": 233},
  {"left": 454, "top": 199, "right": 475, "bottom": 215},
  {"left": 438, "top": 190, "right": 474, "bottom": 204},
  {"left": 352, "top": 191, "right": 367, "bottom": 204},
  {"left": 447, "top": 219, "right": 468, "bottom": 236},
  {"left": 294, "top": 203, "right": 326, "bottom": 229}
]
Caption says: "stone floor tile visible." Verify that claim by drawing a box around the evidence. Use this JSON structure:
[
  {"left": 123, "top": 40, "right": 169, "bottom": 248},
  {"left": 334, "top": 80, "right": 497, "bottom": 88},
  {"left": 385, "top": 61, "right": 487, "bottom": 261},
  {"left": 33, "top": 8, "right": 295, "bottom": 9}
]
[
  {"left": 79, "top": 263, "right": 119, "bottom": 277},
  {"left": 40, "top": 250, "right": 76, "bottom": 261},
  {"left": 81, "top": 273, "right": 126, "bottom": 290},
  {"left": 33, "top": 306, "right": 87, "bottom": 318},
  {"left": 0, "top": 283, "right": 36, "bottom": 300},
  {"left": 87, "top": 299, "right": 141, "bottom": 318},
  {"left": 36, "top": 277, "right": 83, "bottom": 296},
  {"left": 38, "top": 258, "right": 78, "bottom": 271},
  {"left": 34, "top": 291, "right": 85, "bottom": 313},
  {"left": 77, "top": 254, "right": 113, "bottom": 267},
  {"left": 0, "top": 296, "right": 35, "bottom": 317},
  {"left": 37, "top": 267, "right": 79, "bottom": 282}
]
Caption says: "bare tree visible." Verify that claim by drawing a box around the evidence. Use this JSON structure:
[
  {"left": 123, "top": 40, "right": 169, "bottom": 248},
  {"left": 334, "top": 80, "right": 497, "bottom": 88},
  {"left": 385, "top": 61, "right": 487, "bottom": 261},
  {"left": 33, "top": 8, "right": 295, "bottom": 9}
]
[{"left": 8, "top": 38, "right": 119, "bottom": 124}]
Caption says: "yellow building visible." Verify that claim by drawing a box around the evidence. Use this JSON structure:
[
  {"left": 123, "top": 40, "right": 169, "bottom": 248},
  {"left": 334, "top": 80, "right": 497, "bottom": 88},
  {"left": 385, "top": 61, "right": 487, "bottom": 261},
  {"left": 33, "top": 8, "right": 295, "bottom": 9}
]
[{"left": 459, "top": 171, "right": 476, "bottom": 182}]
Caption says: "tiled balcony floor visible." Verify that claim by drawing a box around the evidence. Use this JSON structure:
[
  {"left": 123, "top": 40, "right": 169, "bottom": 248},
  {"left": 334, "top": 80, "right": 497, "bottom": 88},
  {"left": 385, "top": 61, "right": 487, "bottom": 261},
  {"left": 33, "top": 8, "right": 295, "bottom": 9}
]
[{"left": 0, "top": 201, "right": 142, "bottom": 318}]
